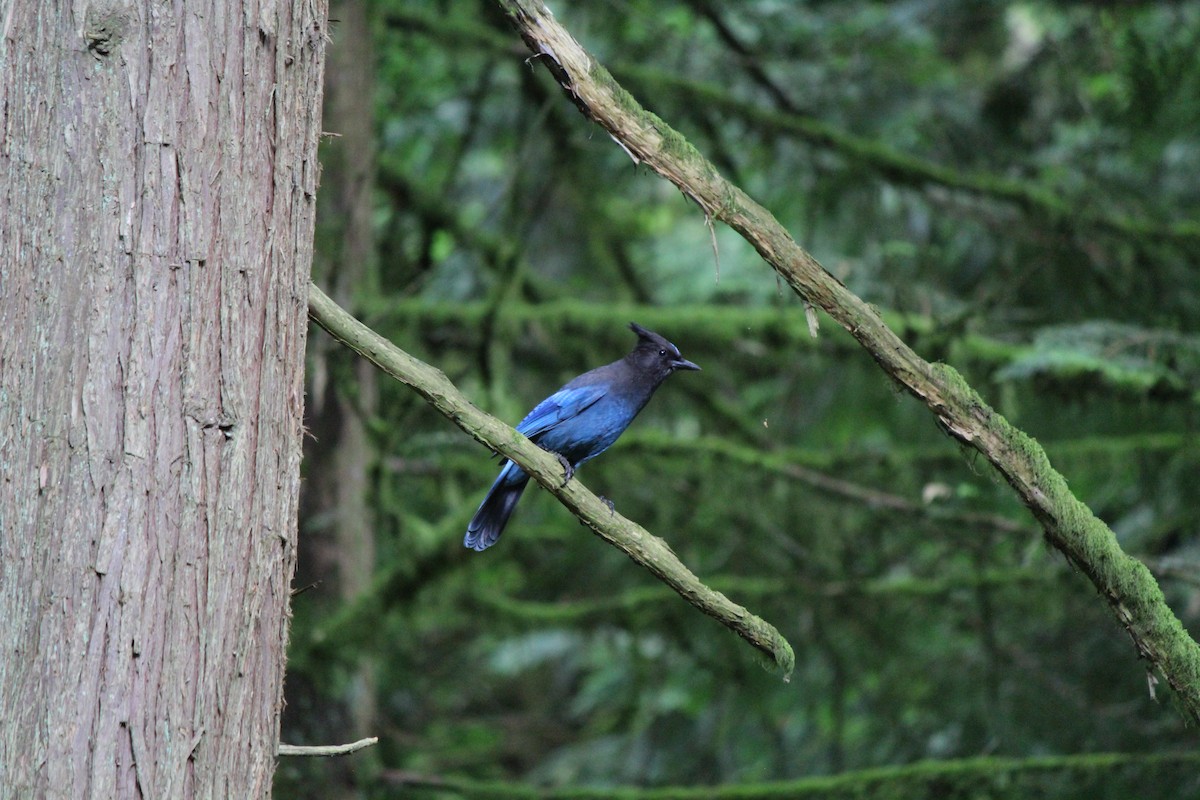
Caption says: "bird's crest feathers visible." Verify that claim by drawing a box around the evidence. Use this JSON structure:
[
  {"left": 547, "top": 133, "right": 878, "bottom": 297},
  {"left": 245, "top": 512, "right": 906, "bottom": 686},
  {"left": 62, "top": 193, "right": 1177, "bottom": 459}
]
[
  {"left": 629, "top": 322, "right": 682, "bottom": 359},
  {"left": 628, "top": 322, "right": 700, "bottom": 373}
]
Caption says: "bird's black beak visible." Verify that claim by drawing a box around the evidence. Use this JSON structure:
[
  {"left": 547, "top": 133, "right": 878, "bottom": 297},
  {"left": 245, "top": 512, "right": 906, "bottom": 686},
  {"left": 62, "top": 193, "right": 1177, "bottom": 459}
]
[{"left": 672, "top": 358, "right": 701, "bottom": 372}]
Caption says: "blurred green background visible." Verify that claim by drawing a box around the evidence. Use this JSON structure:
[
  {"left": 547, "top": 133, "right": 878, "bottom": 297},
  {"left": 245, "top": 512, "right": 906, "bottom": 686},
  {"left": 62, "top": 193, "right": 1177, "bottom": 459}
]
[{"left": 277, "top": 1, "right": 1200, "bottom": 797}]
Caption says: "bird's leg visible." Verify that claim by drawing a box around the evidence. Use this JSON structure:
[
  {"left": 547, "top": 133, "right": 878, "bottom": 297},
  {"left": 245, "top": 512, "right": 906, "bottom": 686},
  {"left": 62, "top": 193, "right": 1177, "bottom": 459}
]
[
  {"left": 553, "top": 452, "right": 574, "bottom": 487},
  {"left": 579, "top": 496, "right": 617, "bottom": 527},
  {"left": 535, "top": 442, "right": 575, "bottom": 486}
]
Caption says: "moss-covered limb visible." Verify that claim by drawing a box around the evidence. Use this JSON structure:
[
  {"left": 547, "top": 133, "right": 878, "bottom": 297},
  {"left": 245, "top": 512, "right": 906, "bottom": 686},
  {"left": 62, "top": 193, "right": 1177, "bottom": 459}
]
[
  {"left": 373, "top": 299, "right": 1200, "bottom": 405},
  {"left": 418, "top": 426, "right": 1191, "bottom": 495},
  {"left": 477, "top": 568, "right": 1052, "bottom": 623},
  {"left": 387, "top": 7, "right": 1200, "bottom": 248},
  {"left": 366, "top": 298, "right": 824, "bottom": 351},
  {"left": 385, "top": 750, "right": 1200, "bottom": 799},
  {"left": 491, "top": 1, "right": 1200, "bottom": 719},
  {"left": 307, "top": 283, "right": 794, "bottom": 676}
]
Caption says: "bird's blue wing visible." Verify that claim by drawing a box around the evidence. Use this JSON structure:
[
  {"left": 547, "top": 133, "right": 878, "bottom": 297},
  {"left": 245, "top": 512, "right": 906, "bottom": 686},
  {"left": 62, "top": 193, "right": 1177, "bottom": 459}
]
[{"left": 516, "top": 383, "right": 608, "bottom": 439}]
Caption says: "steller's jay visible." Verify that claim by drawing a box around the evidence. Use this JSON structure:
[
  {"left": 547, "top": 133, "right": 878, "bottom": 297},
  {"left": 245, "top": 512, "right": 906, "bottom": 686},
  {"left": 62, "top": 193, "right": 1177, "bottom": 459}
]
[{"left": 464, "top": 323, "right": 700, "bottom": 551}]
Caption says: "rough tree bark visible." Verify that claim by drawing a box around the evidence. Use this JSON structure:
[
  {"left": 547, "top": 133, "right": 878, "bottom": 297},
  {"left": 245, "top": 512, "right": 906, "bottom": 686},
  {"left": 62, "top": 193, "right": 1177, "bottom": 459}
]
[{"left": 0, "top": 1, "right": 327, "bottom": 797}]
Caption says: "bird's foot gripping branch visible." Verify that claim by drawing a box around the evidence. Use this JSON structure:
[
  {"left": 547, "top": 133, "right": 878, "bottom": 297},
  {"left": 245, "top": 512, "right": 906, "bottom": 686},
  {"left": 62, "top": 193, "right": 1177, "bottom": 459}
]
[{"left": 307, "top": 283, "right": 795, "bottom": 678}]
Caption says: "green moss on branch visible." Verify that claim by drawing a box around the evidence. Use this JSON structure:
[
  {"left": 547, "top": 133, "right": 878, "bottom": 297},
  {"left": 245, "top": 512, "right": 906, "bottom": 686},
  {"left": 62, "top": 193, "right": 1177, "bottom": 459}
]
[{"left": 389, "top": 750, "right": 1200, "bottom": 798}]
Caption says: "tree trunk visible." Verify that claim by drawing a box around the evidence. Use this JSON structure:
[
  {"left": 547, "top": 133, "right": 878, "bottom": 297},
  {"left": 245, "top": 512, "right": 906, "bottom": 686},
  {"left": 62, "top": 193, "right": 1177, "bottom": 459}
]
[{"left": 0, "top": 1, "right": 327, "bottom": 797}]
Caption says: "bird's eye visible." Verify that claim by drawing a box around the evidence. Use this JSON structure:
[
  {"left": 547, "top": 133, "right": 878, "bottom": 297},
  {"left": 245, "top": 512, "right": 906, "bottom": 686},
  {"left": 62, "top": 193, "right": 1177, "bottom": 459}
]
[{"left": 659, "top": 349, "right": 666, "bottom": 356}]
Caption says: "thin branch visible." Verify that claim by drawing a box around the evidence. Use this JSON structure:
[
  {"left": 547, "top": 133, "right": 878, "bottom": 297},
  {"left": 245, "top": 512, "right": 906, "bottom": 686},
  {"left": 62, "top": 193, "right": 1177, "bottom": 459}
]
[
  {"left": 491, "top": 0, "right": 1200, "bottom": 721},
  {"left": 366, "top": 300, "right": 1199, "bottom": 406},
  {"left": 382, "top": 750, "right": 1200, "bottom": 798},
  {"left": 476, "top": 568, "right": 1052, "bottom": 623},
  {"left": 625, "top": 433, "right": 1034, "bottom": 538},
  {"left": 277, "top": 737, "right": 379, "bottom": 757},
  {"left": 377, "top": 168, "right": 545, "bottom": 301},
  {"left": 385, "top": 7, "right": 1200, "bottom": 247},
  {"left": 306, "top": 283, "right": 795, "bottom": 678},
  {"left": 685, "top": 0, "right": 806, "bottom": 115},
  {"left": 610, "top": 64, "right": 1200, "bottom": 246}
]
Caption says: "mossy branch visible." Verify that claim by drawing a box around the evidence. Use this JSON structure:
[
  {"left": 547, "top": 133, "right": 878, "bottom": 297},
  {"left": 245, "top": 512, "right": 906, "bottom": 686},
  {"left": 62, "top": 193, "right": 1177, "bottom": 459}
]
[
  {"left": 387, "top": 7, "right": 1200, "bottom": 247},
  {"left": 307, "top": 283, "right": 794, "bottom": 678},
  {"left": 477, "top": 568, "right": 1052, "bottom": 624},
  {"left": 373, "top": 300, "right": 1199, "bottom": 405},
  {"left": 492, "top": 0, "right": 1200, "bottom": 720},
  {"left": 385, "top": 750, "right": 1200, "bottom": 799}
]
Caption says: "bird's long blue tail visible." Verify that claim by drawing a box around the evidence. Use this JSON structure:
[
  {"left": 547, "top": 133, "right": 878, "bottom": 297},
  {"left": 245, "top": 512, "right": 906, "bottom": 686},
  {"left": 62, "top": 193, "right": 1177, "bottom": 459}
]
[{"left": 465, "top": 461, "right": 530, "bottom": 551}]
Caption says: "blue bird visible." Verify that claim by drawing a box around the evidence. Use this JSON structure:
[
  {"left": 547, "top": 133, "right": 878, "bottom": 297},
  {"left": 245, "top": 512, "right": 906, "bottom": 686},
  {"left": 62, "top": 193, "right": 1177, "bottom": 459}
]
[{"left": 464, "top": 323, "right": 700, "bottom": 551}]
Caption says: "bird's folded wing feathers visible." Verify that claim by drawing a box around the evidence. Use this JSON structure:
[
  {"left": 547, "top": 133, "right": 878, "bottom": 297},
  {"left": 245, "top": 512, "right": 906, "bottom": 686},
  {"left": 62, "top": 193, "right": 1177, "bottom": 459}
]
[{"left": 516, "top": 383, "right": 608, "bottom": 438}]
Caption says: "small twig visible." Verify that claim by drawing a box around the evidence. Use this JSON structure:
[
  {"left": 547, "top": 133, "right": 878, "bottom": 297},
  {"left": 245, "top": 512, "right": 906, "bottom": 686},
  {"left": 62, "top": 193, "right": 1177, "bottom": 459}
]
[
  {"left": 290, "top": 580, "right": 322, "bottom": 597},
  {"left": 277, "top": 737, "right": 379, "bottom": 757},
  {"left": 803, "top": 301, "right": 819, "bottom": 339},
  {"left": 704, "top": 212, "right": 720, "bottom": 283}
]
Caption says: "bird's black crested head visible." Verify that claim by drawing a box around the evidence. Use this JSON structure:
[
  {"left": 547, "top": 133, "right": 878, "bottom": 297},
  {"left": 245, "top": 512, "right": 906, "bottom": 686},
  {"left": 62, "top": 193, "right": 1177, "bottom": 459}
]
[{"left": 627, "top": 322, "right": 701, "bottom": 380}]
